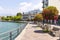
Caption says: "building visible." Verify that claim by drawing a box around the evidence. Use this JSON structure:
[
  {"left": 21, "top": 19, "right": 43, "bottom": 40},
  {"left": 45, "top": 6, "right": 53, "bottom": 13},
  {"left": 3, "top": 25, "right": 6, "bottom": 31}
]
[
  {"left": 22, "top": 14, "right": 29, "bottom": 20},
  {"left": 22, "top": 9, "right": 41, "bottom": 21},
  {"left": 22, "top": 13, "right": 37, "bottom": 21}
]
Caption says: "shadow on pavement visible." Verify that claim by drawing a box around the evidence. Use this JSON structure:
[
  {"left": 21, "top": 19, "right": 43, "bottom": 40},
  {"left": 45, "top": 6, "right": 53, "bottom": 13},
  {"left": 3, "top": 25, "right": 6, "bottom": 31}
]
[{"left": 34, "top": 30, "right": 45, "bottom": 33}]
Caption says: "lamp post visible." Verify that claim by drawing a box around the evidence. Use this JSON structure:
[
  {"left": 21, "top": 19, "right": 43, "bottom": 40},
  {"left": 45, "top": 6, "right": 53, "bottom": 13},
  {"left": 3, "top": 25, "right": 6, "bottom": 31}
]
[
  {"left": 42, "top": 0, "right": 48, "bottom": 24},
  {"left": 42, "top": 0, "right": 44, "bottom": 25}
]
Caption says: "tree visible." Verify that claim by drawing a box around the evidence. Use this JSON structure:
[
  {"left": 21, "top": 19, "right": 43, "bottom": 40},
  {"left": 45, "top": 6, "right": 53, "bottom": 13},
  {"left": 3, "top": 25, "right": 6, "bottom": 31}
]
[
  {"left": 5, "top": 16, "right": 13, "bottom": 21},
  {"left": 34, "top": 13, "right": 43, "bottom": 21},
  {"left": 13, "top": 12, "right": 22, "bottom": 21},
  {"left": 1, "top": 16, "right": 14, "bottom": 21},
  {"left": 1, "top": 16, "right": 6, "bottom": 20},
  {"left": 42, "top": 6, "right": 59, "bottom": 24},
  {"left": 42, "top": 8, "right": 50, "bottom": 20},
  {"left": 47, "top": 6, "right": 59, "bottom": 16},
  {"left": 42, "top": 6, "right": 59, "bottom": 20},
  {"left": 17, "top": 12, "right": 22, "bottom": 16},
  {"left": 13, "top": 16, "right": 22, "bottom": 21}
]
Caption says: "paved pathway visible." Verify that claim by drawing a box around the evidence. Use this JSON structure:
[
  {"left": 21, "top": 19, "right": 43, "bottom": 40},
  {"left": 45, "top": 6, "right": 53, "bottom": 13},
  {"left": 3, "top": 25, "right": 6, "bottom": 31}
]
[{"left": 15, "top": 23, "right": 59, "bottom": 40}]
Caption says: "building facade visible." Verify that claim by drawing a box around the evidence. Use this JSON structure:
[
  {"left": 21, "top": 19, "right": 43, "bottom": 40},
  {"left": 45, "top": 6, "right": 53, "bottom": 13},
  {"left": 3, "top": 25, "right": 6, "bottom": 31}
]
[
  {"left": 22, "top": 14, "right": 29, "bottom": 20},
  {"left": 22, "top": 13, "right": 37, "bottom": 21}
]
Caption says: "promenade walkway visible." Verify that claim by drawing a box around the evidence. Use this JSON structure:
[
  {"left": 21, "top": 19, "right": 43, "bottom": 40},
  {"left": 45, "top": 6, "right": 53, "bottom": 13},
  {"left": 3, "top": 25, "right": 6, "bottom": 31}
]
[{"left": 15, "top": 22, "right": 59, "bottom": 40}]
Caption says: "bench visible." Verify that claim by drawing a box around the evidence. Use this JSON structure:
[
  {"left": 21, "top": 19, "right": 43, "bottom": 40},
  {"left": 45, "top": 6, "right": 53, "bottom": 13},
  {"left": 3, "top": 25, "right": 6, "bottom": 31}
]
[{"left": 49, "top": 27, "right": 60, "bottom": 37}]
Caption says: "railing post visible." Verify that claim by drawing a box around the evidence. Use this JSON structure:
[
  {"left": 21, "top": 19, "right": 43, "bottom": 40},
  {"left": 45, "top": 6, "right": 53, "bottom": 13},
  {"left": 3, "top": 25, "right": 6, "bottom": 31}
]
[
  {"left": 20, "top": 27, "right": 22, "bottom": 33},
  {"left": 17, "top": 28, "right": 19, "bottom": 36},
  {"left": 10, "top": 32, "right": 12, "bottom": 40}
]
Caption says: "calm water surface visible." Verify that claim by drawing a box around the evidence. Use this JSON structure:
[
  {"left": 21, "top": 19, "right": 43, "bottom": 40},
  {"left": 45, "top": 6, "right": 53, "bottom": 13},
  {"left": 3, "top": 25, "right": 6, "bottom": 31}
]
[{"left": 0, "top": 22, "right": 27, "bottom": 40}]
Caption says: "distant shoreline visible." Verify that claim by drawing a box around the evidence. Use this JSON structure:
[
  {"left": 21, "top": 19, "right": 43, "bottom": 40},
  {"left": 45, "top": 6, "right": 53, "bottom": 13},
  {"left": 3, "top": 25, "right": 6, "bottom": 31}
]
[{"left": 1, "top": 20, "right": 28, "bottom": 23}]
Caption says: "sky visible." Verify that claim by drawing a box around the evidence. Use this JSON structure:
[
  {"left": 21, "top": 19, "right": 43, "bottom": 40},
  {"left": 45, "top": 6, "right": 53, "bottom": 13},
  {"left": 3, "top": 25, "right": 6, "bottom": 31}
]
[{"left": 0, "top": 0, "right": 42, "bottom": 16}]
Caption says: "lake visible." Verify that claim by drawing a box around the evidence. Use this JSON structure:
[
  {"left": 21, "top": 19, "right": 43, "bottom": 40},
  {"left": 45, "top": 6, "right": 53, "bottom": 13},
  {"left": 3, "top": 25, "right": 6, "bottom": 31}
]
[{"left": 0, "top": 22, "right": 27, "bottom": 40}]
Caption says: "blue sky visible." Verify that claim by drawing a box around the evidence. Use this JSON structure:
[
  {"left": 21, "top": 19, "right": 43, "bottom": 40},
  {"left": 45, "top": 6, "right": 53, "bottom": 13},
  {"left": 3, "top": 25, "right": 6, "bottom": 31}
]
[{"left": 0, "top": 0, "right": 42, "bottom": 16}]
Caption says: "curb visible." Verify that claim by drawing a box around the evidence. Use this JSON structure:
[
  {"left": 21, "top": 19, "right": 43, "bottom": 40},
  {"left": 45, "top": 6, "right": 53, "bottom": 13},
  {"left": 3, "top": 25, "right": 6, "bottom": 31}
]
[{"left": 15, "top": 23, "right": 29, "bottom": 40}]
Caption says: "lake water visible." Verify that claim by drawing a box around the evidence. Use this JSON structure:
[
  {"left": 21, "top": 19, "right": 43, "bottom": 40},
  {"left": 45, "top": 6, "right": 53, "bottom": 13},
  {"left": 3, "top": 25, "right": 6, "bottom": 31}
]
[{"left": 0, "top": 22, "right": 27, "bottom": 40}]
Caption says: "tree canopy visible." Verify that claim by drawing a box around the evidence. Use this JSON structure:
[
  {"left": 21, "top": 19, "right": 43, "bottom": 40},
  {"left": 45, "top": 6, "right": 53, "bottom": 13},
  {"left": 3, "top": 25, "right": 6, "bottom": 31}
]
[
  {"left": 1, "top": 12, "right": 22, "bottom": 21},
  {"left": 47, "top": 6, "right": 59, "bottom": 16},
  {"left": 42, "top": 6, "right": 59, "bottom": 20},
  {"left": 13, "top": 16, "right": 22, "bottom": 21},
  {"left": 34, "top": 13, "right": 43, "bottom": 21},
  {"left": 17, "top": 12, "right": 22, "bottom": 16}
]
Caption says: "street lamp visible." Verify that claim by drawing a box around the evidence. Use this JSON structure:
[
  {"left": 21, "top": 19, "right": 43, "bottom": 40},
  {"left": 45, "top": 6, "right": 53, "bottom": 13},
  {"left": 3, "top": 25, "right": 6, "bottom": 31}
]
[{"left": 42, "top": 0, "right": 48, "bottom": 24}]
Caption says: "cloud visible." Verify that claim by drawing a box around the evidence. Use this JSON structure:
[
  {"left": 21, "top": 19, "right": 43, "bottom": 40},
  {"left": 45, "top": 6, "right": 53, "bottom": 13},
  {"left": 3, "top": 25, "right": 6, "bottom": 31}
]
[
  {"left": 18, "top": 2, "right": 32, "bottom": 12},
  {"left": 0, "top": 6, "right": 4, "bottom": 11},
  {"left": 18, "top": 1, "right": 43, "bottom": 12},
  {"left": 20, "top": 2, "right": 32, "bottom": 6},
  {"left": 0, "top": 6, "right": 17, "bottom": 16},
  {"left": 33, "top": 2, "right": 43, "bottom": 10},
  {"left": 0, "top": 0, "right": 43, "bottom": 16}
]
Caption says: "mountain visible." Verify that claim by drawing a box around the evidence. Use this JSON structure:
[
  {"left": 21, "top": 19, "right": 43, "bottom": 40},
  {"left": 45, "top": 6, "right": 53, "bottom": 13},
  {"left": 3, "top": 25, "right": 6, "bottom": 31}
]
[{"left": 24, "top": 9, "right": 42, "bottom": 14}]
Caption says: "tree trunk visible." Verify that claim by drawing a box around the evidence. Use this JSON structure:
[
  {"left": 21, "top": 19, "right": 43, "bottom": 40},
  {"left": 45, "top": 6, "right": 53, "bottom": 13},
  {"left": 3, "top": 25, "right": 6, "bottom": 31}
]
[
  {"left": 50, "top": 20, "right": 52, "bottom": 24},
  {"left": 54, "top": 20, "right": 56, "bottom": 24},
  {"left": 48, "top": 20, "right": 49, "bottom": 23}
]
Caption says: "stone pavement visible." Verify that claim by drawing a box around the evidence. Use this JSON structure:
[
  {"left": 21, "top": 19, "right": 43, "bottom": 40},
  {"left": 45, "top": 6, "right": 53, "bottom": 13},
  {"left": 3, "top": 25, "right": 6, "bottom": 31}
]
[{"left": 15, "top": 23, "right": 59, "bottom": 40}]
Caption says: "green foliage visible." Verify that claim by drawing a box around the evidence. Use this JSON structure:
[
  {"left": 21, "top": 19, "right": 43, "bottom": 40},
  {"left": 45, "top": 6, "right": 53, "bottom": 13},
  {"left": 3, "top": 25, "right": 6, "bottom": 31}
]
[
  {"left": 5, "top": 16, "right": 13, "bottom": 21},
  {"left": 1, "top": 12, "right": 22, "bottom": 21},
  {"left": 1, "top": 16, "right": 6, "bottom": 20},
  {"left": 1, "top": 16, "right": 13, "bottom": 21},
  {"left": 14, "top": 12, "right": 22, "bottom": 21},
  {"left": 43, "top": 29, "right": 49, "bottom": 33},
  {"left": 34, "top": 13, "right": 43, "bottom": 21},
  {"left": 13, "top": 16, "right": 22, "bottom": 21},
  {"left": 17, "top": 12, "right": 22, "bottom": 16}
]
